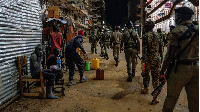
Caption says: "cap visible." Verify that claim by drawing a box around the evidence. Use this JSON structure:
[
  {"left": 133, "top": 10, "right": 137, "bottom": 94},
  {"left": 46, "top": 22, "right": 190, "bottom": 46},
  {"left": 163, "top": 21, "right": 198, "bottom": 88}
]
[
  {"left": 175, "top": 7, "right": 194, "bottom": 15},
  {"left": 126, "top": 21, "right": 133, "bottom": 27},
  {"left": 78, "top": 30, "right": 84, "bottom": 37}
]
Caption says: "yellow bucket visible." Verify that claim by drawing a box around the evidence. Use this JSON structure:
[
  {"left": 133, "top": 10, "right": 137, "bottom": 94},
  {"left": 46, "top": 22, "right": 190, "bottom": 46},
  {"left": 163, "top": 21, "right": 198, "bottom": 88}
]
[{"left": 92, "top": 58, "right": 100, "bottom": 70}]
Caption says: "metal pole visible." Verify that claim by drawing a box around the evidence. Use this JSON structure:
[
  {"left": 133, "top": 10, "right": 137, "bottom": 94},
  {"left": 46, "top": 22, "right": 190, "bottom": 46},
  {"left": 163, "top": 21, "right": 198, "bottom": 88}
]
[{"left": 140, "top": 0, "right": 145, "bottom": 38}]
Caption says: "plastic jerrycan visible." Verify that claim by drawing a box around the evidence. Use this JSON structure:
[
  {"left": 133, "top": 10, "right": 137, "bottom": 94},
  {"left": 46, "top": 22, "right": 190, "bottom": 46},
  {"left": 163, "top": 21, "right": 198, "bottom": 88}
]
[
  {"left": 92, "top": 58, "right": 99, "bottom": 70},
  {"left": 85, "top": 62, "right": 91, "bottom": 71}
]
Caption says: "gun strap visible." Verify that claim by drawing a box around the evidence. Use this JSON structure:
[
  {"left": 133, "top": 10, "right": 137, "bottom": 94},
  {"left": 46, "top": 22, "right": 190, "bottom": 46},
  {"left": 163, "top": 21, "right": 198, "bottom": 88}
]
[
  {"left": 173, "top": 25, "right": 199, "bottom": 73},
  {"left": 175, "top": 25, "right": 198, "bottom": 61},
  {"left": 125, "top": 31, "right": 133, "bottom": 45}
]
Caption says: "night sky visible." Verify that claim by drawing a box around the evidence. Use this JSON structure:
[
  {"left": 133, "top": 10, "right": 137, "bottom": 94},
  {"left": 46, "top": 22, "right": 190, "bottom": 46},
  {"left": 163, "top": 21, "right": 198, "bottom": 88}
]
[{"left": 105, "top": 0, "right": 128, "bottom": 29}]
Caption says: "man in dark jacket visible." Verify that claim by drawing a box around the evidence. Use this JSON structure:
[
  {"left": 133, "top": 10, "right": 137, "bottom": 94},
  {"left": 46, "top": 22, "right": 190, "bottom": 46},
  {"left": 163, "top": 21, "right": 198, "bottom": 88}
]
[
  {"left": 30, "top": 44, "right": 57, "bottom": 99},
  {"left": 65, "top": 30, "right": 88, "bottom": 86}
]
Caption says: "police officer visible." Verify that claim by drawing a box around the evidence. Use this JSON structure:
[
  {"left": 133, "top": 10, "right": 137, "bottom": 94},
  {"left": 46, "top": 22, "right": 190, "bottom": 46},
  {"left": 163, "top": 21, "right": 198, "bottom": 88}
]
[
  {"left": 110, "top": 26, "right": 122, "bottom": 66},
  {"left": 98, "top": 28, "right": 104, "bottom": 57},
  {"left": 102, "top": 28, "right": 111, "bottom": 60},
  {"left": 121, "top": 21, "right": 140, "bottom": 82},
  {"left": 141, "top": 21, "right": 162, "bottom": 104},
  {"left": 65, "top": 30, "right": 88, "bottom": 86},
  {"left": 89, "top": 32, "right": 98, "bottom": 54},
  {"left": 160, "top": 7, "right": 199, "bottom": 112}
]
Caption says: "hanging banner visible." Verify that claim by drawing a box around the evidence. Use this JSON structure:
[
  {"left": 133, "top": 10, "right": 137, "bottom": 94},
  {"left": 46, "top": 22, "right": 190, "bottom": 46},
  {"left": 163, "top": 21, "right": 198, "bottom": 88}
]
[
  {"left": 146, "top": 0, "right": 153, "bottom": 5},
  {"left": 165, "top": 3, "right": 171, "bottom": 8}
]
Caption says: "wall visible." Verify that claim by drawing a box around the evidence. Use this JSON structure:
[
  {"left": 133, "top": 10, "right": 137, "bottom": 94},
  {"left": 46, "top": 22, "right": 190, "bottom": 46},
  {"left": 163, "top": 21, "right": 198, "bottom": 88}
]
[{"left": 0, "top": 0, "right": 42, "bottom": 107}]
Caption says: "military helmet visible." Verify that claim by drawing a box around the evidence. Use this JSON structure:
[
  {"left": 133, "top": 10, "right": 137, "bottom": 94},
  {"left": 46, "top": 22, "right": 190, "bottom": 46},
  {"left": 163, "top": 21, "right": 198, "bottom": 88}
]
[
  {"left": 126, "top": 21, "right": 133, "bottom": 27},
  {"left": 145, "top": 21, "right": 155, "bottom": 27},
  {"left": 175, "top": 7, "right": 194, "bottom": 24},
  {"left": 175, "top": 7, "right": 194, "bottom": 15},
  {"left": 157, "top": 28, "right": 161, "bottom": 33},
  {"left": 144, "top": 21, "right": 155, "bottom": 32},
  {"left": 115, "top": 26, "right": 120, "bottom": 30}
]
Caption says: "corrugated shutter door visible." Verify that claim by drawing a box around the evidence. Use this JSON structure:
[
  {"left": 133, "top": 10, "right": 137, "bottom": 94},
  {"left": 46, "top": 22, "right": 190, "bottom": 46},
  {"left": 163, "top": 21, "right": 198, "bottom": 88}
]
[{"left": 0, "top": 0, "right": 42, "bottom": 106}]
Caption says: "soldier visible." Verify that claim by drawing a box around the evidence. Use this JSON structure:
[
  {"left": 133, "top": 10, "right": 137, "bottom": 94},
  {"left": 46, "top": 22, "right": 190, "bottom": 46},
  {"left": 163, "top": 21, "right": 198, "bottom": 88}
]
[
  {"left": 98, "top": 28, "right": 104, "bottom": 57},
  {"left": 157, "top": 28, "right": 165, "bottom": 62},
  {"left": 110, "top": 26, "right": 122, "bottom": 66},
  {"left": 102, "top": 29, "right": 111, "bottom": 60},
  {"left": 121, "top": 21, "right": 140, "bottom": 82},
  {"left": 141, "top": 21, "right": 162, "bottom": 104},
  {"left": 165, "top": 25, "right": 175, "bottom": 47},
  {"left": 160, "top": 7, "right": 199, "bottom": 112},
  {"left": 89, "top": 32, "right": 98, "bottom": 54}
]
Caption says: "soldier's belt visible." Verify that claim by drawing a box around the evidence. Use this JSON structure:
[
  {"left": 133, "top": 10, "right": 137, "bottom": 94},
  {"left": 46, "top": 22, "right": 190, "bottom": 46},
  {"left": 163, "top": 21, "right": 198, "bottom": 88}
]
[
  {"left": 177, "top": 60, "right": 199, "bottom": 65},
  {"left": 124, "top": 46, "right": 137, "bottom": 49},
  {"left": 113, "top": 43, "right": 120, "bottom": 45}
]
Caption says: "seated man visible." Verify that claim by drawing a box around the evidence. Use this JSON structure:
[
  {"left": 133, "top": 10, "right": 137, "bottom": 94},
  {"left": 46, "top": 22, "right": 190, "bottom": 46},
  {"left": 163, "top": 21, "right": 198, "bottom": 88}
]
[
  {"left": 30, "top": 44, "right": 57, "bottom": 99},
  {"left": 47, "top": 48, "right": 60, "bottom": 69},
  {"left": 47, "top": 48, "right": 62, "bottom": 84}
]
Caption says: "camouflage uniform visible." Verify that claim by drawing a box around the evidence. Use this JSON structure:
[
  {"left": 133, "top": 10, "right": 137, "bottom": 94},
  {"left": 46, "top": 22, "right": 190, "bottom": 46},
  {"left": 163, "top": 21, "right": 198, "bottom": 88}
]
[
  {"left": 89, "top": 33, "right": 98, "bottom": 54},
  {"left": 157, "top": 31, "right": 165, "bottom": 62},
  {"left": 141, "top": 31, "right": 162, "bottom": 97},
  {"left": 102, "top": 31, "right": 110, "bottom": 59},
  {"left": 99, "top": 31, "right": 104, "bottom": 57},
  {"left": 122, "top": 28, "right": 139, "bottom": 79},
  {"left": 111, "top": 28, "right": 122, "bottom": 66}
]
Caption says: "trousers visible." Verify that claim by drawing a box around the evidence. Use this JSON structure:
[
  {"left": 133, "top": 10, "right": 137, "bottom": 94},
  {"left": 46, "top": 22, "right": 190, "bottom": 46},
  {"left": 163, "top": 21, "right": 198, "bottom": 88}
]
[{"left": 66, "top": 52, "right": 84, "bottom": 81}]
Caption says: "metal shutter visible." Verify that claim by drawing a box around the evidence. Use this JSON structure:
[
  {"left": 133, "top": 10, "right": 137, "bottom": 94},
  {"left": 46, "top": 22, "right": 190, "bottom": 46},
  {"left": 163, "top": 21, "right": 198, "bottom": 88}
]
[{"left": 0, "top": 0, "right": 42, "bottom": 106}]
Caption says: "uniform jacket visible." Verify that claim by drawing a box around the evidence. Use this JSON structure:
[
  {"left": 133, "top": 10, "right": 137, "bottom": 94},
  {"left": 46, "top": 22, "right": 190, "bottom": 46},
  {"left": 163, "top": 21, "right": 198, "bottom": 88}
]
[
  {"left": 111, "top": 31, "right": 122, "bottom": 44},
  {"left": 142, "top": 31, "right": 162, "bottom": 62},
  {"left": 65, "top": 35, "right": 86, "bottom": 54},
  {"left": 169, "top": 20, "right": 199, "bottom": 61},
  {"left": 122, "top": 29, "right": 138, "bottom": 49},
  {"left": 102, "top": 32, "right": 110, "bottom": 42}
]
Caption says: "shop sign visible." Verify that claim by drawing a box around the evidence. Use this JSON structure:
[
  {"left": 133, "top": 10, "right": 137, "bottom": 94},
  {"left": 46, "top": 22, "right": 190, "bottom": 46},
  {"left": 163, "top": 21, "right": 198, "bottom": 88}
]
[
  {"left": 165, "top": 3, "right": 171, "bottom": 8},
  {"left": 170, "top": 0, "right": 176, "bottom": 2},
  {"left": 88, "top": 20, "right": 92, "bottom": 25}
]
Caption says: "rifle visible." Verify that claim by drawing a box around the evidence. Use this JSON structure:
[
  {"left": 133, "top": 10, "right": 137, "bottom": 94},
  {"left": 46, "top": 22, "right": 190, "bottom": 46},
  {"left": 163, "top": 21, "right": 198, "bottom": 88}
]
[{"left": 150, "top": 24, "right": 198, "bottom": 105}]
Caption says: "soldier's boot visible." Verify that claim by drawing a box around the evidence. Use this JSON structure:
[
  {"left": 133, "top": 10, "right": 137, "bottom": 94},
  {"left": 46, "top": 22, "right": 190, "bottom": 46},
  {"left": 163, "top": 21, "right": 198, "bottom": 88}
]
[
  {"left": 151, "top": 96, "right": 160, "bottom": 105},
  {"left": 141, "top": 87, "right": 149, "bottom": 94},
  {"left": 127, "top": 73, "right": 133, "bottom": 82},
  {"left": 91, "top": 50, "right": 94, "bottom": 54},
  {"left": 105, "top": 54, "right": 109, "bottom": 60},
  {"left": 132, "top": 69, "right": 135, "bottom": 78},
  {"left": 100, "top": 52, "right": 104, "bottom": 57},
  {"left": 80, "top": 76, "right": 88, "bottom": 83},
  {"left": 114, "top": 58, "right": 118, "bottom": 67},
  {"left": 95, "top": 49, "right": 97, "bottom": 54},
  {"left": 46, "top": 86, "right": 57, "bottom": 99}
]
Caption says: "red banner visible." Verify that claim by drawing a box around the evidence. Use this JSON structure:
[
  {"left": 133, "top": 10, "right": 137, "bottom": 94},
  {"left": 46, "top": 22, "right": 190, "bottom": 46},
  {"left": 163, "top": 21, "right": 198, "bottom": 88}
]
[
  {"left": 88, "top": 20, "right": 92, "bottom": 25},
  {"left": 146, "top": 0, "right": 153, "bottom": 5},
  {"left": 165, "top": 3, "right": 171, "bottom": 8}
]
